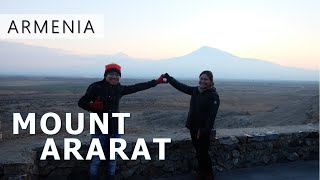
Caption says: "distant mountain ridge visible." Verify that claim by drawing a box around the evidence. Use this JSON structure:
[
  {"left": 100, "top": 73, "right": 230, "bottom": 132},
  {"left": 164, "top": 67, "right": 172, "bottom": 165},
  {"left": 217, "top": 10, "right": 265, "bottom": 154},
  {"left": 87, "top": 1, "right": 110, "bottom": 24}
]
[{"left": 0, "top": 41, "right": 318, "bottom": 81}]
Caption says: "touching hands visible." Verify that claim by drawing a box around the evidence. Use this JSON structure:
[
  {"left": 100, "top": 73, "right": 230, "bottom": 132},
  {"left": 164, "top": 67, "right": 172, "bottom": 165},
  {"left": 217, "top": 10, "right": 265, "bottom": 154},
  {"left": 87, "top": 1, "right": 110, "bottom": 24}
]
[
  {"left": 164, "top": 73, "right": 171, "bottom": 80},
  {"left": 156, "top": 74, "right": 168, "bottom": 84}
]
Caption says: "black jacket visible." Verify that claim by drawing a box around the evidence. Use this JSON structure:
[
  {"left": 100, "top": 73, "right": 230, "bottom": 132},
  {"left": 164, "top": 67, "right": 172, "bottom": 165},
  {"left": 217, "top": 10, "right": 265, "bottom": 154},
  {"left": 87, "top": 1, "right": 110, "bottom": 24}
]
[
  {"left": 167, "top": 77, "right": 220, "bottom": 131},
  {"left": 78, "top": 79, "right": 157, "bottom": 134}
]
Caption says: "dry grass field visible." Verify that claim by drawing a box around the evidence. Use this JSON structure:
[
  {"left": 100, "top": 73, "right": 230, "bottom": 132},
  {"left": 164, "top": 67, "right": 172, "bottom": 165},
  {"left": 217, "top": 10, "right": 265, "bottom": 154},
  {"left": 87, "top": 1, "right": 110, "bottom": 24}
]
[{"left": 0, "top": 76, "right": 318, "bottom": 141}]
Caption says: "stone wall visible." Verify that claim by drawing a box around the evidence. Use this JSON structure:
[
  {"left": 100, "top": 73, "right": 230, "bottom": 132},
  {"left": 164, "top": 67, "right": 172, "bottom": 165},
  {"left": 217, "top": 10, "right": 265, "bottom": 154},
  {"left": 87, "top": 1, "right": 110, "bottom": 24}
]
[{"left": 1, "top": 125, "right": 319, "bottom": 180}]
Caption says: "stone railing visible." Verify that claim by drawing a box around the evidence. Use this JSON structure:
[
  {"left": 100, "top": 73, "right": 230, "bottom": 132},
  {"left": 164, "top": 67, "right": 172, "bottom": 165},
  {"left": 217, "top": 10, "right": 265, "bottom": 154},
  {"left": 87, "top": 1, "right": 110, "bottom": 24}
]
[{"left": 0, "top": 125, "right": 318, "bottom": 180}]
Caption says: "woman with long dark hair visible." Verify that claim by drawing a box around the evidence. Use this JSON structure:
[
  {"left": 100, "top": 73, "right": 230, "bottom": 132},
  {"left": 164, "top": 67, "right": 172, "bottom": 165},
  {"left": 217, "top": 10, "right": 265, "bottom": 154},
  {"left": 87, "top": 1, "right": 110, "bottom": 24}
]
[{"left": 164, "top": 71, "right": 220, "bottom": 180}]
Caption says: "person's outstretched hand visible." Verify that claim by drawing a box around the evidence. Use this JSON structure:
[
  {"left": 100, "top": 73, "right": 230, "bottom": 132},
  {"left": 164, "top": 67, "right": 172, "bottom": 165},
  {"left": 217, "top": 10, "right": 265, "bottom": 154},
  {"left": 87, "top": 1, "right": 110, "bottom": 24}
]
[
  {"left": 156, "top": 74, "right": 167, "bottom": 84},
  {"left": 89, "top": 96, "right": 103, "bottom": 112},
  {"left": 164, "top": 73, "right": 172, "bottom": 80}
]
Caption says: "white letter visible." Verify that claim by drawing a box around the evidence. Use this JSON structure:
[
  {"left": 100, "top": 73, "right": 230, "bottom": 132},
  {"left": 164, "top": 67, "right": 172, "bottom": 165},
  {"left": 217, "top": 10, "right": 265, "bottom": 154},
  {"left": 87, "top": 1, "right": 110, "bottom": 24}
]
[
  {"left": 40, "top": 112, "right": 61, "bottom": 135},
  {"left": 90, "top": 113, "right": 108, "bottom": 134},
  {"left": 66, "top": 113, "right": 84, "bottom": 135},
  {"left": 40, "top": 138, "right": 60, "bottom": 160},
  {"left": 153, "top": 138, "right": 171, "bottom": 160},
  {"left": 64, "top": 138, "right": 83, "bottom": 160},
  {"left": 131, "top": 138, "right": 151, "bottom": 160},
  {"left": 112, "top": 113, "right": 130, "bottom": 134},
  {"left": 13, "top": 113, "right": 35, "bottom": 134},
  {"left": 110, "top": 138, "right": 128, "bottom": 160},
  {"left": 86, "top": 138, "right": 105, "bottom": 160}
]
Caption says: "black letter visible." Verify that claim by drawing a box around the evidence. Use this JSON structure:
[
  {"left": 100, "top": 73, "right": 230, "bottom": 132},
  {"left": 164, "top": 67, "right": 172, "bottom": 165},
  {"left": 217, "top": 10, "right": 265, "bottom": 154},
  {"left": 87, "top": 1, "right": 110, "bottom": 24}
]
[
  {"left": 52, "top": 20, "right": 59, "bottom": 34},
  {"left": 78, "top": 20, "right": 80, "bottom": 33},
  {"left": 84, "top": 20, "right": 94, "bottom": 33},
  {"left": 7, "top": 20, "right": 18, "bottom": 34},
  {"left": 63, "top": 20, "right": 73, "bottom": 33},
  {"left": 22, "top": 20, "right": 31, "bottom": 33},
  {"left": 35, "top": 20, "right": 47, "bottom": 33}
]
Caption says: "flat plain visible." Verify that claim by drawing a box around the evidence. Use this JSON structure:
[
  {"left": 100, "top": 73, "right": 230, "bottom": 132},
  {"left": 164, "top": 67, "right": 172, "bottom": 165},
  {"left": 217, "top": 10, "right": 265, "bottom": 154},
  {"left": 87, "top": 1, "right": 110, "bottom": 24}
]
[{"left": 0, "top": 76, "right": 318, "bottom": 141}]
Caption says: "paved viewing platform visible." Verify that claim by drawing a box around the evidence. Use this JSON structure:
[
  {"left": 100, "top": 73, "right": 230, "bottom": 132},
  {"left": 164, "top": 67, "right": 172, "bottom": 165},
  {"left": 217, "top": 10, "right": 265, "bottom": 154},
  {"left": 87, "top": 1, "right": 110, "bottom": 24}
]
[{"left": 154, "top": 160, "right": 319, "bottom": 180}]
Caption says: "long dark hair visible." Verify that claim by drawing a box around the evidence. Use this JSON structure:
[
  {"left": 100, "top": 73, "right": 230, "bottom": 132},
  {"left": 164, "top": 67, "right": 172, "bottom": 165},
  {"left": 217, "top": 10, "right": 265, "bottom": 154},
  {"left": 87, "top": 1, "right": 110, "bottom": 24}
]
[{"left": 199, "top": 70, "right": 214, "bottom": 86}]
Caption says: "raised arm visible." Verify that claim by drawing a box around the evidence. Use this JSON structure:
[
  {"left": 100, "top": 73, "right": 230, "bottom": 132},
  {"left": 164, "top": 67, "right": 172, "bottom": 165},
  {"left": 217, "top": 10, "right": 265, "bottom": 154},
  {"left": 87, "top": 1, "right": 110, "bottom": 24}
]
[
  {"left": 121, "top": 74, "right": 167, "bottom": 96},
  {"left": 120, "top": 80, "right": 157, "bottom": 96},
  {"left": 165, "top": 73, "right": 194, "bottom": 95}
]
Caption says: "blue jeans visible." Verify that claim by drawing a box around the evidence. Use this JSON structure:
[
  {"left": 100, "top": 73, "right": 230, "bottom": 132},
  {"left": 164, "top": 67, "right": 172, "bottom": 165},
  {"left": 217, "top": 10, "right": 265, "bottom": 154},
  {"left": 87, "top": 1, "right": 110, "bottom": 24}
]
[{"left": 90, "top": 132, "right": 121, "bottom": 178}]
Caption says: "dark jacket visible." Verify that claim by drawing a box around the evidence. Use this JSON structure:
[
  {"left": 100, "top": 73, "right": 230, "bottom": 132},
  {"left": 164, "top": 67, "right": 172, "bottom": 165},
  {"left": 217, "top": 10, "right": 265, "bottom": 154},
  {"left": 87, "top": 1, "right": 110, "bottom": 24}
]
[
  {"left": 167, "top": 77, "right": 220, "bottom": 131},
  {"left": 78, "top": 79, "right": 157, "bottom": 134}
]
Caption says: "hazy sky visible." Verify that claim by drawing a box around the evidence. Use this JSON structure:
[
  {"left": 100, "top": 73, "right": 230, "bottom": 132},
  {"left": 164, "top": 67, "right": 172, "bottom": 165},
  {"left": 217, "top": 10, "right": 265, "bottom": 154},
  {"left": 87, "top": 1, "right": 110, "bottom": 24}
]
[{"left": 1, "top": 0, "right": 319, "bottom": 70}]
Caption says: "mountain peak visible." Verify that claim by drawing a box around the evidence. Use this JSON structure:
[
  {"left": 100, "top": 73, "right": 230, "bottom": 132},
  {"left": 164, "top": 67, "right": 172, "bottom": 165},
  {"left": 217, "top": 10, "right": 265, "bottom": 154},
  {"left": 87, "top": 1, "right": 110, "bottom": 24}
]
[
  {"left": 198, "top": 46, "right": 214, "bottom": 51},
  {"left": 187, "top": 46, "right": 236, "bottom": 58}
]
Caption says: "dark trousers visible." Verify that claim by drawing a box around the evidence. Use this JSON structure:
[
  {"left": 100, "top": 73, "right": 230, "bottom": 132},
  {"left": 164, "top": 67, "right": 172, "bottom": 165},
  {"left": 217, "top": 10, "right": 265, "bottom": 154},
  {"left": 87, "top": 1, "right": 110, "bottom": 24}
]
[
  {"left": 90, "top": 132, "right": 120, "bottom": 180},
  {"left": 190, "top": 130, "right": 213, "bottom": 176}
]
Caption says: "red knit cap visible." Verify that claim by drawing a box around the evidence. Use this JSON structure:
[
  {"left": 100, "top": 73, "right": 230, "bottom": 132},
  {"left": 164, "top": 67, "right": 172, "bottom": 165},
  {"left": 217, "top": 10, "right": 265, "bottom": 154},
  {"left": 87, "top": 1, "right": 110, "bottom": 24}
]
[{"left": 104, "top": 63, "right": 121, "bottom": 77}]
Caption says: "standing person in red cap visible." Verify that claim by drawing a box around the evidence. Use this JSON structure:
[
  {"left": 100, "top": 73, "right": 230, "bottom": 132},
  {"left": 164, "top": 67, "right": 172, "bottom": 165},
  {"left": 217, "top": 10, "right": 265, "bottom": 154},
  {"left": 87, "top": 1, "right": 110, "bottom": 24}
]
[{"left": 78, "top": 63, "right": 166, "bottom": 180}]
